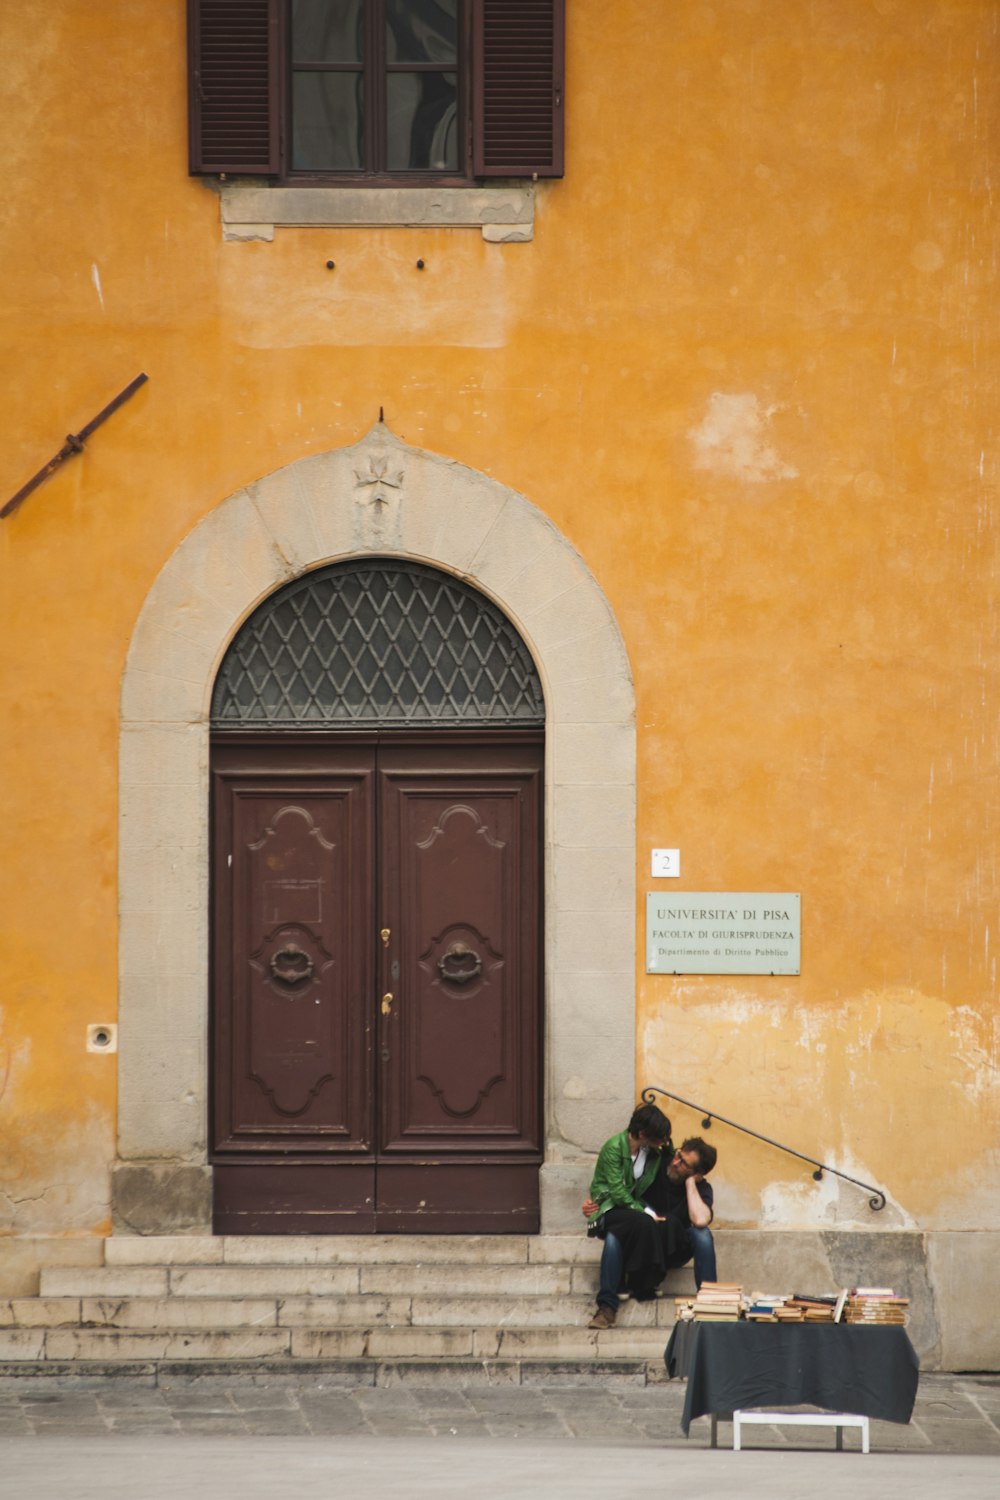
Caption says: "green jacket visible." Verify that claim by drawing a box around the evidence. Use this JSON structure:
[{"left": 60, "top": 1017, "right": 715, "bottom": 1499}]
[{"left": 588, "top": 1130, "right": 666, "bottom": 1222}]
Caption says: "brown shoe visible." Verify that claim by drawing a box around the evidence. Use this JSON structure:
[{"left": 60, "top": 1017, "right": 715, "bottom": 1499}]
[{"left": 588, "top": 1305, "right": 616, "bottom": 1330}]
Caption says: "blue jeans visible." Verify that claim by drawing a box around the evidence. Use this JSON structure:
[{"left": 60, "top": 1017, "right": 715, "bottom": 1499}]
[
  {"left": 596, "top": 1224, "right": 717, "bottom": 1311},
  {"left": 684, "top": 1224, "right": 718, "bottom": 1288}
]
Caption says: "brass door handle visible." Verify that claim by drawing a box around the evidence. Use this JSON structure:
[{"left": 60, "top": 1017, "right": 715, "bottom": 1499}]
[{"left": 381, "top": 992, "right": 394, "bottom": 1016}]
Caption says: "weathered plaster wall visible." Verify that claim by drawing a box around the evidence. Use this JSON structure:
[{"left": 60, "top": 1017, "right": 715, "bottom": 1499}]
[{"left": 1, "top": 0, "right": 998, "bottom": 1339}]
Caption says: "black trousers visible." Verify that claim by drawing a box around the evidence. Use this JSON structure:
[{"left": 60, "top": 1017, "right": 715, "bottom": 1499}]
[{"left": 600, "top": 1207, "right": 689, "bottom": 1300}]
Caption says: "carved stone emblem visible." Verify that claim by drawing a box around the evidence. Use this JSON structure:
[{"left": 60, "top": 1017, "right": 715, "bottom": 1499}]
[{"left": 354, "top": 454, "right": 404, "bottom": 503}]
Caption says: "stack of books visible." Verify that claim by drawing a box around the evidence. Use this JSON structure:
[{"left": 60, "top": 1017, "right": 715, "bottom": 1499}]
[
  {"left": 844, "top": 1287, "right": 909, "bottom": 1325},
  {"left": 749, "top": 1292, "right": 843, "bottom": 1322},
  {"left": 690, "top": 1281, "right": 743, "bottom": 1321},
  {"left": 791, "top": 1293, "right": 840, "bottom": 1322},
  {"left": 773, "top": 1300, "right": 807, "bottom": 1322},
  {"left": 745, "top": 1294, "right": 785, "bottom": 1322}
]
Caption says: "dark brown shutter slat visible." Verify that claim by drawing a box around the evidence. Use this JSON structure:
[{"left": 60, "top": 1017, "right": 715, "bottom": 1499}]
[
  {"left": 188, "top": 0, "right": 279, "bottom": 175},
  {"left": 473, "top": 0, "right": 564, "bottom": 178}
]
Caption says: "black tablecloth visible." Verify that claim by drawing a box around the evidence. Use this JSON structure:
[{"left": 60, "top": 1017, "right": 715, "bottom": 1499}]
[{"left": 664, "top": 1321, "right": 919, "bottom": 1435}]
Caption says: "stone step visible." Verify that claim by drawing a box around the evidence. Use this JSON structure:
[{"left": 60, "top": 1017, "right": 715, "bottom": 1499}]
[
  {"left": 43, "top": 1254, "right": 695, "bottom": 1302},
  {"left": 39, "top": 1261, "right": 627, "bottom": 1299},
  {"left": 182, "top": 1262, "right": 575, "bottom": 1297},
  {"left": 0, "top": 1321, "right": 670, "bottom": 1364},
  {"left": 0, "top": 1356, "right": 666, "bottom": 1389},
  {"left": 288, "top": 1325, "right": 670, "bottom": 1361},
  {"left": 9, "top": 1291, "right": 675, "bottom": 1332},
  {"left": 101, "top": 1234, "right": 615, "bottom": 1268},
  {"left": 40, "top": 1268, "right": 171, "bottom": 1298}
]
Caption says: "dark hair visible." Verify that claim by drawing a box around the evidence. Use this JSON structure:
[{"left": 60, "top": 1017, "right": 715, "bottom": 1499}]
[
  {"left": 628, "top": 1102, "right": 671, "bottom": 1146},
  {"left": 681, "top": 1136, "right": 717, "bottom": 1175}
]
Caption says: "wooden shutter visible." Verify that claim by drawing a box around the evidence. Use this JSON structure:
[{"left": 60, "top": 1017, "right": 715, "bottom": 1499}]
[
  {"left": 473, "top": 0, "right": 565, "bottom": 178},
  {"left": 188, "top": 0, "right": 280, "bottom": 175}
]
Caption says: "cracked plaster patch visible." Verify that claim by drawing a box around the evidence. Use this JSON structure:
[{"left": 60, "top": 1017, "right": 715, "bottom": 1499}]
[
  {"left": 0, "top": 1104, "right": 112, "bottom": 1234},
  {"left": 689, "top": 392, "right": 798, "bottom": 483}
]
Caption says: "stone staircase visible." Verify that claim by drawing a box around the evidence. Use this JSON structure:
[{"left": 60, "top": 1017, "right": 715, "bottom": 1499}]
[{"left": 0, "top": 1235, "right": 690, "bottom": 1387}]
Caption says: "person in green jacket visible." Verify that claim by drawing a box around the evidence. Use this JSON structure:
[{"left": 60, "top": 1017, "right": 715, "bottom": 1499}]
[
  {"left": 582, "top": 1102, "right": 672, "bottom": 1332},
  {"left": 586, "top": 1102, "right": 672, "bottom": 1222}
]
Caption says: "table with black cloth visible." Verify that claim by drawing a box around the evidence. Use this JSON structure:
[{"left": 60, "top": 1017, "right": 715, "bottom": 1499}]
[{"left": 664, "top": 1320, "right": 919, "bottom": 1438}]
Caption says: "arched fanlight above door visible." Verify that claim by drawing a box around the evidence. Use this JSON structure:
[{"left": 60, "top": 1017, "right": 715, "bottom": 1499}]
[{"left": 211, "top": 559, "right": 545, "bottom": 728}]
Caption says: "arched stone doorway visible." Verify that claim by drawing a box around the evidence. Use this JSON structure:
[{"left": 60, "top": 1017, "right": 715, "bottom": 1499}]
[{"left": 114, "top": 425, "right": 635, "bottom": 1235}]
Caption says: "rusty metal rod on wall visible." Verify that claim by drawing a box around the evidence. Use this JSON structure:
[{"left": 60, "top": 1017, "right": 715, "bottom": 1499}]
[
  {"left": 2, "top": 372, "right": 148, "bottom": 519},
  {"left": 641, "top": 1084, "right": 887, "bottom": 1211}
]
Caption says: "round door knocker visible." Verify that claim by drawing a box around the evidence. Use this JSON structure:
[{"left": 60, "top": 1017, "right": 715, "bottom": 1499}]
[
  {"left": 269, "top": 944, "right": 314, "bottom": 986},
  {"left": 437, "top": 942, "right": 483, "bottom": 986}
]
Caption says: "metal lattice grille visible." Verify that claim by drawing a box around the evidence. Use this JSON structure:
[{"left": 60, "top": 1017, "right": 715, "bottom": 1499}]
[{"left": 211, "top": 560, "right": 545, "bottom": 727}]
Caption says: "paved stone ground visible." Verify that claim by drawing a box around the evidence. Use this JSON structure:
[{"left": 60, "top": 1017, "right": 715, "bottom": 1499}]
[
  {"left": 0, "top": 1370, "right": 997, "bottom": 1451},
  {"left": 1, "top": 1439, "right": 999, "bottom": 1500}
]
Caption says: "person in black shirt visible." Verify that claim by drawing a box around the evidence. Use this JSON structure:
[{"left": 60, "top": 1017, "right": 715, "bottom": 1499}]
[{"left": 584, "top": 1137, "right": 718, "bottom": 1329}]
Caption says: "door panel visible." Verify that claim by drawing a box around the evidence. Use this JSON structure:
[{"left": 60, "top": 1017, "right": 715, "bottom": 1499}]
[
  {"left": 213, "top": 751, "right": 374, "bottom": 1157},
  {"left": 211, "top": 732, "right": 542, "bottom": 1233},
  {"left": 379, "top": 752, "right": 540, "bottom": 1155},
  {"left": 212, "top": 1161, "right": 376, "bottom": 1233}
]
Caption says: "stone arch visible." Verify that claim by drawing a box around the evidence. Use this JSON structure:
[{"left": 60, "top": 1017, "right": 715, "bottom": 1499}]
[{"left": 115, "top": 425, "right": 635, "bottom": 1233}]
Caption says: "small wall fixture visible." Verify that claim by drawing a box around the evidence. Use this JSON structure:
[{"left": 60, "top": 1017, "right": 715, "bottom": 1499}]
[{"left": 87, "top": 1024, "right": 118, "bottom": 1053}]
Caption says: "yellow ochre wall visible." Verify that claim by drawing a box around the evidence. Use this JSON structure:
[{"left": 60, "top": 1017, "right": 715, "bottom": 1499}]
[{"left": 1, "top": 0, "right": 997, "bottom": 1256}]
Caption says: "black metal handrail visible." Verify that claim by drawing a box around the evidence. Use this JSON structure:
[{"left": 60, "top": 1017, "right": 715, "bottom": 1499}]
[{"left": 641, "top": 1085, "right": 887, "bottom": 1212}]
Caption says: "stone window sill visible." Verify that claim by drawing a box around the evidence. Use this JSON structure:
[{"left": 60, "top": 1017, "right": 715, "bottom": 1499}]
[{"left": 219, "top": 184, "right": 535, "bottom": 243}]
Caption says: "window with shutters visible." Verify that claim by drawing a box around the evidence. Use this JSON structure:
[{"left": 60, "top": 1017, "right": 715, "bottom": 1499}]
[{"left": 189, "top": 0, "right": 563, "bottom": 185}]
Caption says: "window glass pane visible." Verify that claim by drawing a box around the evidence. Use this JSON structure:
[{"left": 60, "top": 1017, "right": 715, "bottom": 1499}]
[
  {"left": 386, "top": 72, "right": 457, "bottom": 171},
  {"left": 386, "top": 0, "right": 457, "bottom": 64},
  {"left": 211, "top": 561, "right": 545, "bottom": 727},
  {"left": 292, "top": 73, "right": 364, "bottom": 170},
  {"left": 292, "top": 0, "right": 364, "bottom": 64}
]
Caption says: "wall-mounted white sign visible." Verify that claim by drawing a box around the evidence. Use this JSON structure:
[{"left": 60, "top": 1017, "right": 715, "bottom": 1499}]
[{"left": 646, "top": 892, "right": 800, "bottom": 975}]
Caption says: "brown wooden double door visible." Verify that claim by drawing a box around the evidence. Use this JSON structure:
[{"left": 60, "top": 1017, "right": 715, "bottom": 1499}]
[{"left": 210, "top": 732, "right": 542, "bottom": 1233}]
